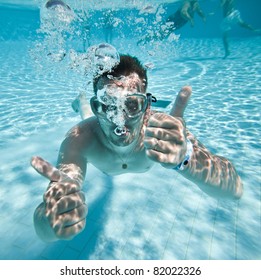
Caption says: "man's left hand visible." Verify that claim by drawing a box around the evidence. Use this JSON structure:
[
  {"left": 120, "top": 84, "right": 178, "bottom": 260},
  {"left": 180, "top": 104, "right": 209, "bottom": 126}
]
[{"left": 144, "top": 86, "right": 192, "bottom": 169}]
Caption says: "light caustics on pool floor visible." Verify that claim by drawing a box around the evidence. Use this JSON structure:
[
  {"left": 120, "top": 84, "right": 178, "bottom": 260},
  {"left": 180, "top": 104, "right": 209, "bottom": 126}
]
[{"left": 0, "top": 31, "right": 260, "bottom": 260}]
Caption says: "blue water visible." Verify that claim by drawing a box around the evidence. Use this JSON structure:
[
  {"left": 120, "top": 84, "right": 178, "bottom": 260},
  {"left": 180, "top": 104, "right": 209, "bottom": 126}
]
[{"left": 0, "top": 0, "right": 260, "bottom": 260}]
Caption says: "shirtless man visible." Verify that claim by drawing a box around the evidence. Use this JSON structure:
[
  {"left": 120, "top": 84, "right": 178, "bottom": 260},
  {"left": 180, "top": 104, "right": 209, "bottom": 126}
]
[
  {"left": 31, "top": 54, "right": 243, "bottom": 242},
  {"left": 221, "top": 0, "right": 259, "bottom": 58}
]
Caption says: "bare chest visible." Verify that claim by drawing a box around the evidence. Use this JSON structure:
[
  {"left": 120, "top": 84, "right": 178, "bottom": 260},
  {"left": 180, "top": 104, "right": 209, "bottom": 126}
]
[{"left": 88, "top": 147, "right": 154, "bottom": 176}]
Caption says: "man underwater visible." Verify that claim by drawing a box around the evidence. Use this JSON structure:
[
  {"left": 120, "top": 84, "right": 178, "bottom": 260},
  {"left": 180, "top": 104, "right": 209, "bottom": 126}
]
[{"left": 31, "top": 54, "right": 243, "bottom": 242}]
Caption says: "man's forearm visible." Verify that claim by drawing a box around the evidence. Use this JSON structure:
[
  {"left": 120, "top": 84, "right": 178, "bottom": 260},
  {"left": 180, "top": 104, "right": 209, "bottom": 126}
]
[{"left": 181, "top": 134, "right": 243, "bottom": 199}]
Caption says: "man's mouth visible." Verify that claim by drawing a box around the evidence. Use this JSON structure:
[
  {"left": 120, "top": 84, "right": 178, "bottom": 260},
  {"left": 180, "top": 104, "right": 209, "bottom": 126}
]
[{"left": 113, "top": 126, "right": 129, "bottom": 136}]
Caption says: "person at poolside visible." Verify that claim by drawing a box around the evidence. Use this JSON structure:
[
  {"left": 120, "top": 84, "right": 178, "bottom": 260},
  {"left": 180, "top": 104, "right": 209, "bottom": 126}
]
[
  {"left": 31, "top": 54, "right": 243, "bottom": 242},
  {"left": 138, "top": 0, "right": 206, "bottom": 44},
  {"left": 220, "top": 0, "right": 260, "bottom": 58},
  {"left": 166, "top": 0, "right": 206, "bottom": 31}
]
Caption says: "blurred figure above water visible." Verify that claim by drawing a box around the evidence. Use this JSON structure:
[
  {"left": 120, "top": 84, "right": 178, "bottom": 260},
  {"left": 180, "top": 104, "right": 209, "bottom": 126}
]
[
  {"left": 138, "top": 0, "right": 206, "bottom": 44},
  {"left": 220, "top": 0, "right": 260, "bottom": 58},
  {"left": 167, "top": 0, "right": 206, "bottom": 30}
]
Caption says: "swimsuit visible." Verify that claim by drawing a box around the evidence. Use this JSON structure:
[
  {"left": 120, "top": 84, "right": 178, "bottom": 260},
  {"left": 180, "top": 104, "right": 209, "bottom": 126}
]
[{"left": 221, "top": 9, "right": 242, "bottom": 32}]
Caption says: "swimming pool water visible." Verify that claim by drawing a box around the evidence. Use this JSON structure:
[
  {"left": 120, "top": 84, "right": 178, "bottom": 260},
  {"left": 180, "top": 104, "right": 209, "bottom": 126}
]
[{"left": 0, "top": 0, "right": 260, "bottom": 260}]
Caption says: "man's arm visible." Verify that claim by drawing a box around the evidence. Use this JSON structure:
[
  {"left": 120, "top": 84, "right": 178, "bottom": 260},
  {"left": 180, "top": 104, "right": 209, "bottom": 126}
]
[
  {"left": 181, "top": 130, "right": 243, "bottom": 199},
  {"left": 170, "top": 88, "right": 242, "bottom": 199},
  {"left": 144, "top": 86, "right": 243, "bottom": 199},
  {"left": 31, "top": 127, "right": 88, "bottom": 242}
]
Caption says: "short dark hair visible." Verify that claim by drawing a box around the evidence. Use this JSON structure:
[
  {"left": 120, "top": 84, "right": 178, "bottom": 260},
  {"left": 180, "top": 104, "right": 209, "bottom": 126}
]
[{"left": 93, "top": 54, "right": 148, "bottom": 94}]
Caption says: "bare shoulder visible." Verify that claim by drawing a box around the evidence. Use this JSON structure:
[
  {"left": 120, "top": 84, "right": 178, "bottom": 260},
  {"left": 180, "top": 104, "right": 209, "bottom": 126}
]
[
  {"left": 65, "top": 116, "right": 98, "bottom": 136},
  {"left": 61, "top": 116, "right": 100, "bottom": 152}
]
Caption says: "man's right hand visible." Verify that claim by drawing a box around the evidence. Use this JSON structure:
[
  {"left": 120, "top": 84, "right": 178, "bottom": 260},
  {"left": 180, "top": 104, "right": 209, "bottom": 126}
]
[{"left": 31, "top": 156, "right": 87, "bottom": 241}]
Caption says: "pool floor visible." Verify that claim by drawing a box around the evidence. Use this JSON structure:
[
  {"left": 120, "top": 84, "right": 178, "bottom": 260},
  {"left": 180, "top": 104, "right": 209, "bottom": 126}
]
[{"left": 0, "top": 37, "right": 260, "bottom": 260}]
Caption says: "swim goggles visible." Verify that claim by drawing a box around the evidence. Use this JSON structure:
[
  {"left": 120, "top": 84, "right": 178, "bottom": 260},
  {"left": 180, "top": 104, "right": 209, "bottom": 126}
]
[{"left": 90, "top": 93, "right": 157, "bottom": 119}]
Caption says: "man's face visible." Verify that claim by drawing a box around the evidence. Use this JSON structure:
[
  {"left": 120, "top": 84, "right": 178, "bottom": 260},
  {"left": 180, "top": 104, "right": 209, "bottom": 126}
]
[{"left": 93, "top": 73, "right": 147, "bottom": 146}]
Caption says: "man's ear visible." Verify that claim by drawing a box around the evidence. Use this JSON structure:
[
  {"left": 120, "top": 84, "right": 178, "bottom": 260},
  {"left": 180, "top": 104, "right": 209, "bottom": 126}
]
[{"left": 90, "top": 96, "right": 98, "bottom": 116}]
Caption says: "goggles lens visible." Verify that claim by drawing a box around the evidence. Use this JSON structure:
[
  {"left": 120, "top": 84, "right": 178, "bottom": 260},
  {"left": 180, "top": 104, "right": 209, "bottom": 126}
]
[{"left": 91, "top": 93, "right": 153, "bottom": 118}]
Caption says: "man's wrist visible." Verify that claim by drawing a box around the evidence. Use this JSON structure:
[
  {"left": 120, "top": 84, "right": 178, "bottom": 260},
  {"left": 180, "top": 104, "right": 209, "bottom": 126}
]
[{"left": 173, "top": 139, "right": 193, "bottom": 171}]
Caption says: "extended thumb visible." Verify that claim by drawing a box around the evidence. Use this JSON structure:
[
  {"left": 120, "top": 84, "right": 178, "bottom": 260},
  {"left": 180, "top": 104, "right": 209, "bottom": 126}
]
[
  {"left": 31, "top": 156, "right": 63, "bottom": 182},
  {"left": 169, "top": 86, "right": 192, "bottom": 118}
]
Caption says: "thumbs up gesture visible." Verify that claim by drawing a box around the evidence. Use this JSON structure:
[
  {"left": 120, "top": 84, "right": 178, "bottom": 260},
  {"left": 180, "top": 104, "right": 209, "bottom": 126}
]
[
  {"left": 144, "top": 86, "right": 192, "bottom": 169},
  {"left": 31, "top": 156, "right": 87, "bottom": 241}
]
